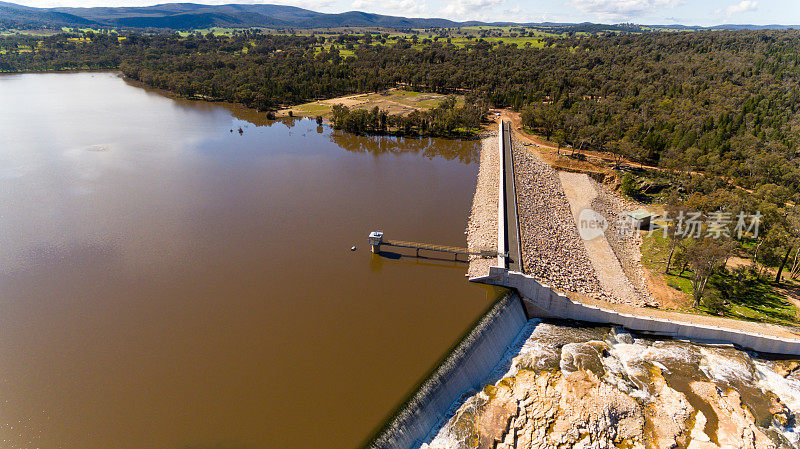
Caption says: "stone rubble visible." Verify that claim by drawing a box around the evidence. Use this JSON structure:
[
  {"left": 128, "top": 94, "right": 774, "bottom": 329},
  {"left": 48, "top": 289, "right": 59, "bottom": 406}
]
[
  {"left": 467, "top": 132, "right": 500, "bottom": 279},
  {"left": 466, "top": 128, "right": 662, "bottom": 307},
  {"left": 510, "top": 135, "right": 607, "bottom": 300}
]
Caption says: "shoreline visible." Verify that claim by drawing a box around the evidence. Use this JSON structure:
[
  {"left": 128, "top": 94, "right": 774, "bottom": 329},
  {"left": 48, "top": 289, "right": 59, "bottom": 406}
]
[
  {"left": 466, "top": 131, "right": 500, "bottom": 279},
  {"left": 0, "top": 67, "right": 117, "bottom": 75},
  {"left": 4, "top": 70, "right": 484, "bottom": 139}
]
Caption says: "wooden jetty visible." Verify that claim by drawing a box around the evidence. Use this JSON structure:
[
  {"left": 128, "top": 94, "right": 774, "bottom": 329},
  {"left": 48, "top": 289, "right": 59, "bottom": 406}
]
[{"left": 368, "top": 231, "right": 503, "bottom": 261}]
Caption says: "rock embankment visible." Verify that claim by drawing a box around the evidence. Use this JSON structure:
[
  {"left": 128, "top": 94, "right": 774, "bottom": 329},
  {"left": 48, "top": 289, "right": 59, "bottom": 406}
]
[
  {"left": 467, "top": 127, "right": 655, "bottom": 307},
  {"left": 466, "top": 132, "right": 499, "bottom": 279},
  {"left": 511, "top": 136, "right": 606, "bottom": 299}
]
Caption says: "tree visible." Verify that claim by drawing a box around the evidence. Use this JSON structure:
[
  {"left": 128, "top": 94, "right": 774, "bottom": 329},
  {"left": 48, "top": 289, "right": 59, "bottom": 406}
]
[
  {"left": 773, "top": 210, "right": 800, "bottom": 283},
  {"left": 790, "top": 247, "right": 800, "bottom": 280},
  {"left": 687, "top": 238, "right": 728, "bottom": 306},
  {"left": 776, "top": 242, "right": 795, "bottom": 283},
  {"left": 521, "top": 102, "right": 560, "bottom": 141},
  {"left": 607, "top": 137, "right": 637, "bottom": 169},
  {"left": 663, "top": 195, "right": 685, "bottom": 274}
]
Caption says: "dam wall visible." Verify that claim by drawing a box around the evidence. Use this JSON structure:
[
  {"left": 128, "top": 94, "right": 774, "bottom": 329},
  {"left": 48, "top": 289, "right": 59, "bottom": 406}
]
[
  {"left": 496, "top": 121, "right": 507, "bottom": 269},
  {"left": 367, "top": 292, "right": 529, "bottom": 449},
  {"left": 475, "top": 267, "right": 800, "bottom": 356}
]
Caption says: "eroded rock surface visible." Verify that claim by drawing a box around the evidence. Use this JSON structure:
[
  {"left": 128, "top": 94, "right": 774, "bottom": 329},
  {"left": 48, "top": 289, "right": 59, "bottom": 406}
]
[{"left": 424, "top": 323, "right": 800, "bottom": 449}]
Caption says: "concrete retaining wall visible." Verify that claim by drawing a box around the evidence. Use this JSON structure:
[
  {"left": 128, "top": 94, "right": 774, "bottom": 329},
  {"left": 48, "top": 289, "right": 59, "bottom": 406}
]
[
  {"left": 497, "top": 122, "right": 507, "bottom": 269},
  {"left": 473, "top": 267, "right": 800, "bottom": 356},
  {"left": 367, "top": 293, "right": 529, "bottom": 449}
]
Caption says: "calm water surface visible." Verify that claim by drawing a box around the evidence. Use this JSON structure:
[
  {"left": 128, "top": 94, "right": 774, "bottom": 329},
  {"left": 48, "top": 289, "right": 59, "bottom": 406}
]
[{"left": 0, "top": 73, "right": 495, "bottom": 449}]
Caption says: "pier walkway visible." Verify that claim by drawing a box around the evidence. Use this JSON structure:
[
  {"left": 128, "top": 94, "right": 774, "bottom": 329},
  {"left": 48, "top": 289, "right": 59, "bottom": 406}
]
[{"left": 368, "top": 231, "right": 502, "bottom": 261}]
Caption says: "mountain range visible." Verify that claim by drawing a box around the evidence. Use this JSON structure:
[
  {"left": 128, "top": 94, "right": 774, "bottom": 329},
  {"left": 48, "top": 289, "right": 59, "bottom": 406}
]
[{"left": 0, "top": 1, "right": 796, "bottom": 31}]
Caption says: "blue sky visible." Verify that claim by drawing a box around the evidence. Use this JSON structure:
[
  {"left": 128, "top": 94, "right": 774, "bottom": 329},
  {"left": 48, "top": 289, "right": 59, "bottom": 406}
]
[{"left": 12, "top": 0, "right": 800, "bottom": 25}]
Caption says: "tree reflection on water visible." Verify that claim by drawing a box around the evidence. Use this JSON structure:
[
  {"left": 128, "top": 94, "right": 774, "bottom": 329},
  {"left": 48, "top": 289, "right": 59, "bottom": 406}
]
[{"left": 329, "top": 129, "right": 481, "bottom": 164}]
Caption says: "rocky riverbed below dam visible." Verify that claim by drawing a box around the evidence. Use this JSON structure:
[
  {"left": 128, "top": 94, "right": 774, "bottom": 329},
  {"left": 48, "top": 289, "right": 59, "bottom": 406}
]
[{"left": 424, "top": 320, "right": 800, "bottom": 449}]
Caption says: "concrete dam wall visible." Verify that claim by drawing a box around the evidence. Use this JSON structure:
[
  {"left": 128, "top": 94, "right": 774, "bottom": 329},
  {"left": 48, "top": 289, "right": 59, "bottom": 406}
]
[
  {"left": 477, "top": 267, "right": 800, "bottom": 356},
  {"left": 367, "top": 292, "right": 529, "bottom": 449}
]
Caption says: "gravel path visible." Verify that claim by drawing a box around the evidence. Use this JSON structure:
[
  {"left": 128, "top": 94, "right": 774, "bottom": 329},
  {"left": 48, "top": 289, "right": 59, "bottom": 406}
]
[
  {"left": 466, "top": 132, "right": 499, "bottom": 278},
  {"left": 589, "top": 179, "right": 658, "bottom": 307},
  {"left": 558, "top": 171, "right": 642, "bottom": 306}
]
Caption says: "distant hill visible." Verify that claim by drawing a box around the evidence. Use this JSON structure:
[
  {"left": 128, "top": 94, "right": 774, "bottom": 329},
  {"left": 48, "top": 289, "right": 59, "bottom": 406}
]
[
  {"left": 0, "top": 2, "right": 466, "bottom": 29},
  {"left": 0, "top": 1, "right": 95, "bottom": 27},
  {"left": 0, "top": 1, "right": 796, "bottom": 31}
]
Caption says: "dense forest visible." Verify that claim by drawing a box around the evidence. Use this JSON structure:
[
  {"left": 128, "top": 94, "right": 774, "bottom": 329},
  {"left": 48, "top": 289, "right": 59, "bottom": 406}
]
[{"left": 3, "top": 28, "right": 800, "bottom": 309}]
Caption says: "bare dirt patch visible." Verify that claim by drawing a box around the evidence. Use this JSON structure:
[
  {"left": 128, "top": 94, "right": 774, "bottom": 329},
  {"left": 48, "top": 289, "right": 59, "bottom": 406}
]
[
  {"left": 494, "top": 110, "right": 613, "bottom": 176},
  {"left": 645, "top": 267, "right": 691, "bottom": 310}
]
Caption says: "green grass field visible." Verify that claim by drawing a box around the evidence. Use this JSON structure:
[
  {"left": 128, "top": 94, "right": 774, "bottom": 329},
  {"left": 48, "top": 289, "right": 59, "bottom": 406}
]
[
  {"left": 640, "top": 231, "right": 799, "bottom": 326},
  {"left": 441, "top": 36, "right": 546, "bottom": 48},
  {"left": 1, "top": 28, "right": 61, "bottom": 36},
  {"left": 289, "top": 102, "right": 332, "bottom": 116},
  {"left": 460, "top": 26, "right": 520, "bottom": 32}
]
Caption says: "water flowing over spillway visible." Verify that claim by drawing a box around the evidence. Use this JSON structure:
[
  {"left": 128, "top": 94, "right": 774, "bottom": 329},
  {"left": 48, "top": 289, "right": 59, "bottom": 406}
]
[{"left": 425, "top": 321, "right": 800, "bottom": 449}]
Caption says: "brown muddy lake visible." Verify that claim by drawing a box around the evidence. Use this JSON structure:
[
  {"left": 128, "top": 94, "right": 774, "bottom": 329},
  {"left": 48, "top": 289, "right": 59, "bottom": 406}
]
[{"left": 0, "top": 72, "right": 497, "bottom": 449}]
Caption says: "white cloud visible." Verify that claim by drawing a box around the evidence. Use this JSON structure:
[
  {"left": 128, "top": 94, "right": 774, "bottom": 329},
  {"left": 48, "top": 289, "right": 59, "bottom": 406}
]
[
  {"left": 717, "top": 0, "right": 757, "bottom": 16},
  {"left": 500, "top": 5, "right": 551, "bottom": 23},
  {"left": 567, "top": 0, "right": 682, "bottom": 20},
  {"left": 14, "top": 0, "right": 337, "bottom": 9},
  {"left": 351, "top": 0, "right": 428, "bottom": 15},
  {"left": 439, "top": 0, "right": 505, "bottom": 19}
]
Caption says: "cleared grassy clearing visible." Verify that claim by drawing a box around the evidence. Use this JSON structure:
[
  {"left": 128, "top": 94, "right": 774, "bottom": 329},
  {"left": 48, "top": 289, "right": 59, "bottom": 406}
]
[
  {"left": 281, "top": 89, "right": 461, "bottom": 118},
  {"left": 461, "top": 26, "right": 560, "bottom": 36},
  {"left": 640, "top": 231, "right": 800, "bottom": 326},
  {"left": 483, "top": 36, "right": 546, "bottom": 47},
  {"left": 0, "top": 28, "right": 61, "bottom": 36}
]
